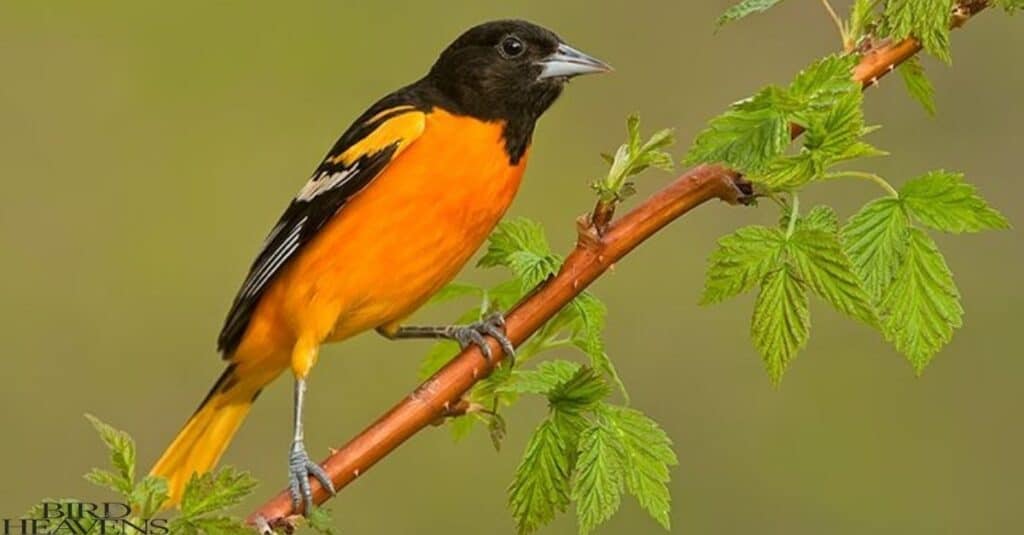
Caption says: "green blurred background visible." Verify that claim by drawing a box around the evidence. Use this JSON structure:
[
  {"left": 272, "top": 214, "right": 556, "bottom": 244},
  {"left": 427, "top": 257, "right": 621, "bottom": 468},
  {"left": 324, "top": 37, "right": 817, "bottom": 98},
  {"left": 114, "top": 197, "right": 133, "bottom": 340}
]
[{"left": 1, "top": 1, "right": 1021, "bottom": 533}]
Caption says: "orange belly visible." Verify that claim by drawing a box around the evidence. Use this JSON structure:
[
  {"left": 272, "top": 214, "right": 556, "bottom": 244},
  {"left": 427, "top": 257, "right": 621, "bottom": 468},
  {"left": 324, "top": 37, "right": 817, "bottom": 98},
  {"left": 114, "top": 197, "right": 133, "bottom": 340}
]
[{"left": 233, "top": 110, "right": 527, "bottom": 363}]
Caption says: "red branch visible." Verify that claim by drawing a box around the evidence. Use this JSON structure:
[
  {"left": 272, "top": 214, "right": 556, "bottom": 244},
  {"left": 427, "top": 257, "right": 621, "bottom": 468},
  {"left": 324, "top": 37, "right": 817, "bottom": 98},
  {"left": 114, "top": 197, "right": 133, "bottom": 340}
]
[{"left": 249, "top": 3, "right": 989, "bottom": 530}]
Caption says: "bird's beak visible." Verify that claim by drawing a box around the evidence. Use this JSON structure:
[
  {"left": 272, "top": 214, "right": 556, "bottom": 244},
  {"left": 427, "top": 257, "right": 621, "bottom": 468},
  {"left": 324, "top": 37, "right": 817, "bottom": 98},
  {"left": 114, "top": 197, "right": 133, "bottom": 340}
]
[{"left": 536, "top": 43, "right": 612, "bottom": 80}]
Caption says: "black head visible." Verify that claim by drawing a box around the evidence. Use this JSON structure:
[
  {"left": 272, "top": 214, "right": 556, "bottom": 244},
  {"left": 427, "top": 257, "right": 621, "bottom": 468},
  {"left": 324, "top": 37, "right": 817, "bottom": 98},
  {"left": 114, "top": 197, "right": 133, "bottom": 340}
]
[{"left": 423, "top": 19, "right": 610, "bottom": 127}]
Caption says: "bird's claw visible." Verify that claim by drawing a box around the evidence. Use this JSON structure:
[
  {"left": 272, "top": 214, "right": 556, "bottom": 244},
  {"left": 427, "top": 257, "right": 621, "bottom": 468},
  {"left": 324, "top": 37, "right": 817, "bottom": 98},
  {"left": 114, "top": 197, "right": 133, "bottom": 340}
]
[
  {"left": 449, "top": 312, "right": 516, "bottom": 367},
  {"left": 288, "top": 441, "right": 335, "bottom": 517}
]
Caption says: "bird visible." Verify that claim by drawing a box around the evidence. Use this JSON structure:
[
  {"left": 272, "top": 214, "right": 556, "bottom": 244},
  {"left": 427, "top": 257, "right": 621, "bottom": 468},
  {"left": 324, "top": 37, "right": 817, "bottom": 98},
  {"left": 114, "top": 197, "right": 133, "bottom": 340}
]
[{"left": 149, "top": 19, "right": 610, "bottom": 515}]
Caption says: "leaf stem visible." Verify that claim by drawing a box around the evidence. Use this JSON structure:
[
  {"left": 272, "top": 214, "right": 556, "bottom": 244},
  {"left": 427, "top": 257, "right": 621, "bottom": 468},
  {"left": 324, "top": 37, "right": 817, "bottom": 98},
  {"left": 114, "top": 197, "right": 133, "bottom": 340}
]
[
  {"left": 820, "top": 0, "right": 847, "bottom": 45},
  {"left": 826, "top": 171, "right": 899, "bottom": 197},
  {"left": 785, "top": 194, "right": 800, "bottom": 238}
]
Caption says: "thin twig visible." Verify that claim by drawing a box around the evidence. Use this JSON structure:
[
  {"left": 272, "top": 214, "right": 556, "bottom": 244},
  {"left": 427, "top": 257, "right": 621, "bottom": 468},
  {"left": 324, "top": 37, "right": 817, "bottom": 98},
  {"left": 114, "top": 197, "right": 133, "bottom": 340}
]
[
  {"left": 820, "top": 0, "right": 847, "bottom": 42},
  {"left": 248, "top": 3, "right": 990, "bottom": 529}
]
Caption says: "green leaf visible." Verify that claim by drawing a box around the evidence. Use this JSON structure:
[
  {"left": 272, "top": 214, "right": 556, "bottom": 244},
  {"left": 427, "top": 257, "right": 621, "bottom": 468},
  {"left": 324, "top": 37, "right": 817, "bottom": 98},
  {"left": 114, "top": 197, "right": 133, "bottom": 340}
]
[
  {"left": 700, "top": 225, "right": 784, "bottom": 305},
  {"left": 849, "top": 0, "right": 880, "bottom": 41},
  {"left": 751, "top": 267, "right": 810, "bottom": 383},
  {"left": 548, "top": 366, "right": 612, "bottom": 413},
  {"left": 759, "top": 89, "right": 881, "bottom": 189},
  {"left": 572, "top": 418, "right": 625, "bottom": 535},
  {"left": 479, "top": 217, "right": 553, "bottom": 269},
  {"left": 507, "top": 250, "right": 562, "bottom": 289},
  {"left": 879, "top": 229, "right": 963, "bottom": 372},
  {"left": 568, "top": 293, "right": 628, "bottom": 399},
  {"left": 899, "top": 57, "right": 937, "bottom": 115},
  {"left": 479, "top": 218, "right": 561, "bottom": 291},
  {"left": 306, "top": 506, "right": 339, "bottom": 535},
  {"left": 131, "top": 476, "right": 170, "bottom": 519},
  {"left": 595, "top": 114, "right": 675, "bottom": 202},
  {"left": 884, "top": 0, "right": 955, "bottom": 63},
  {"left": 716, "top": 0, "right": 786, "bottom": 28},
  {"left": 842, "top": 198, "right": 911, "bottom": 300},
  {"left": 796, "top": 205, "right": 841, "bottom": 232},
  {"left": 789, "top": 208, "right": 877, "bottom": 325},
  {"left": 84, "top": 414, "right": 136, "bottom": 496},
  {"left": 179, "top": 467, "right": 258, "bottom": 519},
  {"left": 506, "top": 361, "right": 582, "bottom": 395},
  {"left": 684, "top": 86, "right": 792, "bottom": 173},
  {"left": 508, "top": 418, "right": 575, "bottom": 534},
  {"left": 687, "top": 54, "right": 867, "bottom": 182},
  {"left": 608, "top": 406, "right": 677, "bottom": 530},
  {"left": 788, "top": 54, "right": 860, "bottom": 112},
  {"left": 900, "top": 171, "right": 1010, "bottom": 233}
]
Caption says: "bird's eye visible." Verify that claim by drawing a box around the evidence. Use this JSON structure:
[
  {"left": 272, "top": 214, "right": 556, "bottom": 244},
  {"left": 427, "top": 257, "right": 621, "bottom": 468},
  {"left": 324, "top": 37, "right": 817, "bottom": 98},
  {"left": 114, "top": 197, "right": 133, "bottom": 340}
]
[{"left": 498, "top": 36, "right": 525, "bottom": 59}]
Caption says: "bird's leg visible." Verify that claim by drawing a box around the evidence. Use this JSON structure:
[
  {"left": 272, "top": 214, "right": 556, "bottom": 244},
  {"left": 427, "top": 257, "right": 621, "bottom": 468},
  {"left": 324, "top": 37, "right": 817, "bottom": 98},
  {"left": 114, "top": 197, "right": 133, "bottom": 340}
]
[
  {"left": 377, "top": 312, "right": 516, "bottom": 366},
  {"left": 287, "top": 377, "right": 335, "bottom": 516}
]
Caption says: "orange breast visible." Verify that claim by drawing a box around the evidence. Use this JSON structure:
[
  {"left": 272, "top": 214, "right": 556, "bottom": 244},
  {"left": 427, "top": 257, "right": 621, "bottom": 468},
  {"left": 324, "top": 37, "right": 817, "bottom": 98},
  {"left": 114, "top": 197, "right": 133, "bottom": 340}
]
[{"left": 242, "top": 109, "right": 528, "bottom": 355}]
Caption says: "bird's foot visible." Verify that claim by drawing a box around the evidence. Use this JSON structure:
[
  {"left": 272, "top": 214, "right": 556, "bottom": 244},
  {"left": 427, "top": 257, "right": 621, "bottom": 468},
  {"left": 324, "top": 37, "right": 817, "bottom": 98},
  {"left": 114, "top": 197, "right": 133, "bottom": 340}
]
[
  {"left": 447, "top": 312, "right": 516, "bottom": 367},
  {"left": 288, "top": 440, "right": 335, "bottom": 516}
]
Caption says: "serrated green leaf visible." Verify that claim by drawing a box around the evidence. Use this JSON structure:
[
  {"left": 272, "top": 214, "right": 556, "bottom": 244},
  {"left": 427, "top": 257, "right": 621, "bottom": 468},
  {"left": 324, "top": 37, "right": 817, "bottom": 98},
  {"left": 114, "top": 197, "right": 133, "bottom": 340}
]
[
  {"left": 899, "top": 57, "right": 937, "bottom": 115},
  {"left": 507, "top": 250, "right": 562, "bottom": 290},
  {"left": 684, "top": 86, "right": 792, "bottom": 173},
  {"left": 849, "top": 0, "right": 880, "bottom": 41},
  {"left": 84, "top": 468, "right": 131, "bottom": 497},
  {"left": 804, "top": 90, "right": 868, "bottom": 159},
  {"left": 468, "top": 361, "right": 516, "bottom": 408},
  {"left": 606, "top": 406, "right": 677, "bottom": 530},
  {"left": 760, "top": 89, "right": 880, "bottom": 189},
  {"left": 796, "top": 205, "right": 841, "bottom": 232},
  {"left": 508, "top": 418, "right": 575, "bottom": 535},
  {"left": 879, "top": 228, "right": 963, "bottom": 372},
  {"left": 306, "top": 506, "right": 339, "bottom": 535},
  {"left": 716, "top": 0, "right": 786, "bottom": 28},
  {"left": 757, "top": 151, "right": 819, "bottom": 189},
  {"left": 479, "top": 218, "right": 553, "bottom": 269},
  {"left": 884, "top": 0, "right": 954, "bottom": 63},
  {"left": 549, "top": 367, "right": 612, "bottom": 413},
  {"left": 506, "top": 361, "right": 582, "bottom": 395},
  {"left": 568, "top": 293, "right": 628, "bottom": 400},
  {"left": 700, "top": 226, "right": 785, "bottom": 305},
  {"left": 179, "top": 467, "right": 258, "bottom": 519},
  {"left": 900, "top": 171, "right": 1010, "bottom": 233},
  {"left": 788, "top": 54, "right": 860, "bottom": 111},
  {"left": 789, "top": 208, "right": 877, "bottom": 325},
  {"left": 751, "top": 267, "right": 810, "bottom": 383},
  {"left": 572, "top": 418, "right": 625, "bottom": 535},
  {"left": 84, "top": 414, "right": 136, "bottom": 496},
  {"left": 842, "top": 198, "right": 911, "bottom": 300},
  {"left": 131, "top": 476, "right": 170, "bottom": 518}
]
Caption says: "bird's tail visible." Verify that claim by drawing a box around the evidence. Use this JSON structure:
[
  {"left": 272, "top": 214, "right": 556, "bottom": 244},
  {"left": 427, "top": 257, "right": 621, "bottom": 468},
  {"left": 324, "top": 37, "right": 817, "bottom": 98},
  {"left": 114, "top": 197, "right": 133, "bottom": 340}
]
[{"left": 149, "top": 363, "right": 268, "bottom": 506}]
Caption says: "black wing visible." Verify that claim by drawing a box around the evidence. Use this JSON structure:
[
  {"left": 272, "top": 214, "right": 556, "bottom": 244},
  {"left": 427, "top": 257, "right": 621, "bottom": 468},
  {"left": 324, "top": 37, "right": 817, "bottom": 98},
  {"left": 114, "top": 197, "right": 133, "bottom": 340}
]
[{"left": 217, "top": 97, "right": 427, "bottom": 355}]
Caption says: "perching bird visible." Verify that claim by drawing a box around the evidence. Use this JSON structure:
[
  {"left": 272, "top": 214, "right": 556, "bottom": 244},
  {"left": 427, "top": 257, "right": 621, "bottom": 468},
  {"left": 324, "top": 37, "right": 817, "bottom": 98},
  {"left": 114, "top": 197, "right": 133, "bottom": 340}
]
[{"left": 149, "top": 19, "right": 610, "bottom": 514}]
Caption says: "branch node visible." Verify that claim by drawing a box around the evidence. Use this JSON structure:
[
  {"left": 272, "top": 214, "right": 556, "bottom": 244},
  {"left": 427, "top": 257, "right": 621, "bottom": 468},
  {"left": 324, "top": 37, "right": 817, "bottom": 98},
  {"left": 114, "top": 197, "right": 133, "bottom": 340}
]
[
  {"left": 589, "top": 199, "right": 616, "bottom": 234},
  {"left": 253, "top": 514, "right": 273, "bottom": 535},
  {"left": 576, "top": 214, "right": 604, "bottom": 250}
]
